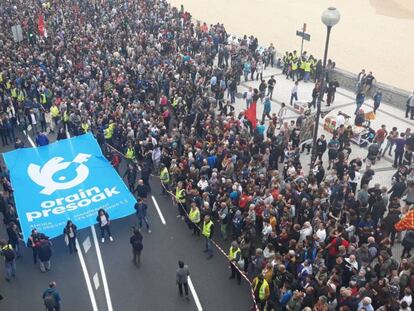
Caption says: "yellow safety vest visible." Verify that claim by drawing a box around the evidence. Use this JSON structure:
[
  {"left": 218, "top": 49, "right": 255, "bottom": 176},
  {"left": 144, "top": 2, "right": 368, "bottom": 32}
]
[
  {"left": 104, "top": 123, "right": 114, "bottom": 139},
  {"left": 1, "top": 244, "right": 14, "bottom": 253},
  {"left": 304, "top": 61, "right": 311, "bottom": 72},
  {"left": 17, "top": 90, "right": 25, "bottom": 102},
  {"left": 0, "top": 73, "right": 3, "bottom": 83},
  {"left": 172, "top": 98, "right": 178, "bottom": 108},
  {"left": 160, "top": 168, "right": 170, "bottom": 184},
  {"left": 40, "top": 93, "right": 47, "bottom": 104},
  {"left": 291, "top": 62, "right": 298, "bottom": 71},
  {"left": 11, "top": 88, "right": 17, "bottom": 98},
  {"left": 6, "top": 81, "right": 11, "bottom": 90},
  {"left": 253, "top": 279, "right": 269, "bottom": 301},
  {"left": 81, "top": 123, "right": 89, "bottom": 133},
  {"left": 228, "top": 246, "right": 241, "bottom": 261},
  {"left": 175, "top": 188, "right": 185, "bottom": 203},
  {"left": 50, "top": 106, "right": 59, "bottom": 118},
  {"left": 202, "top": 220, "right": 213, "bottom": 238},
  {"left": 125, "top": 147, "right": 135, "bottom": 160},
  {"left": 300, "top": 60, "right": 306, "bottom": 70},
  {"left": 189, "top": 208, "right": 200, "bottom": 223},
  {"left": 63, "top": 111, "right": 69, "bottom": 122}
]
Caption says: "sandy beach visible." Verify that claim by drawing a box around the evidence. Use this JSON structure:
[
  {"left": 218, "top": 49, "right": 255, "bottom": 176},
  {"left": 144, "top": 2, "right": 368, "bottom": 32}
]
[{"left": 168, "top": 0, "right": 414, "bottom": 92}]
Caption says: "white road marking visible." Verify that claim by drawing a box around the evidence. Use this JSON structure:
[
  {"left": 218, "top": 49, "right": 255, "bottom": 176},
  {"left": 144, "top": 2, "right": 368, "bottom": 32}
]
[
  {"left": 91, "top": 225, "right": 113, "bottom": 311},
  {"left": 23, "top": 131, "right": 100, "bottom": 310},
  {"left": 188, "top": 277, "right": 203, "bottom": 311},
  {"left": 23, "top": 130, "right": 100, "bottom": 310},
  {"left": 23, "top": 130, "right": 36, "bottom": 147},
  {"left": 66, "top": 129, "right": 114, "bottom": 310},
  {"left": 93, "top": 272, "right": 100, "bottom": 290},
  {"left": 83, "top": 236, "right": 91, "bottom": 253},
  {"left": 76, "top": 239, "right": 99, "bottom": 311},
  {"left": 151, "top": 195, "right": 166, "bottom": 225}
]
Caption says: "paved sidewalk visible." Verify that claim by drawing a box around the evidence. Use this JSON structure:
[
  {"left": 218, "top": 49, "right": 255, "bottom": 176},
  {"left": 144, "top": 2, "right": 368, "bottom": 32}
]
[{"left": 228, "top": 65, "right": 413, "bottom": 189}]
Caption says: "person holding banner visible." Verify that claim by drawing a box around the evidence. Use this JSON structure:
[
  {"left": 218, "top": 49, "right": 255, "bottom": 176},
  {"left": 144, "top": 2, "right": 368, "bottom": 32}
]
[
  {"left": 96, "top": 209, "right": 113, "bottom": 243},
  {"left": 38, "top": 234, "right": 53, "bottom": 273},
  {"left": 27, "top": 229, "right": 41, "bottom": 264}
]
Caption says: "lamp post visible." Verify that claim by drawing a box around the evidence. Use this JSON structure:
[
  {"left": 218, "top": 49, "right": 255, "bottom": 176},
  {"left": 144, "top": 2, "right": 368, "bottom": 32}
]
[{"left": 310, "top": 7, "right": 341, "bottom": 168}]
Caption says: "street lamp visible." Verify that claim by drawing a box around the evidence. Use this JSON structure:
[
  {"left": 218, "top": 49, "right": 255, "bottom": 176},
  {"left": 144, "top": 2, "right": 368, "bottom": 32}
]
[{"left": 310, "top": 7, "right": 341, "bottom": 168}]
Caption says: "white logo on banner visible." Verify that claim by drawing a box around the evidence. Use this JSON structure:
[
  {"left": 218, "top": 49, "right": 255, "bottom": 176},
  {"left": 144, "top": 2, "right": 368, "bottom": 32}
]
[{"left": 28, "top": 153, "right": 91, "bottom": 195}]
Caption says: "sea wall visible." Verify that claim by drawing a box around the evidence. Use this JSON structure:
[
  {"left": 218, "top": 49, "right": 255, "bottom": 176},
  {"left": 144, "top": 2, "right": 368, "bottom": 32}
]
[{"left": 330, "top": 68, "right": 411, "bottom": 111}]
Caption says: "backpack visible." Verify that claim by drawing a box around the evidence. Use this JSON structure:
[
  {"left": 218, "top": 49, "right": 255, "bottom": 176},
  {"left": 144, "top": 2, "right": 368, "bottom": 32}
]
[
  {"left": 3, "top": 248, "right": 15, "bottom": 261},
  {"left": 44, "top": 293, "right": 56, "bottom": 308}
]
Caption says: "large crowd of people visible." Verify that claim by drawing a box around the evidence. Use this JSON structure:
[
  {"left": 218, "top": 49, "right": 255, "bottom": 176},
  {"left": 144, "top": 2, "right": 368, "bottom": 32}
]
[{"left": 1, "top": 0, "right": 414, "bottom": 311}]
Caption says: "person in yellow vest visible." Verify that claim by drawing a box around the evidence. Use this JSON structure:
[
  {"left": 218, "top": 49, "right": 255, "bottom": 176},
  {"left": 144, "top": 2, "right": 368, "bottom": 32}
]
[
  {"left": 159, "top": 163, "right": 170, "bottom": 195},
  {"left": 50, "top": 103, "right": 60, "bottom": 128},
  {"left": 299, "top": 58, "right": 306, "bottom": 81},
  {"left": 292, "top": 50, "right": 298, "bottom": 63},
  {"left": 63, "top": 109, "right": 69, "bottom": 125},
  {"left": 304, "top": 60, "right": 312, "bottom": 83},
  {"left": 228, "top": 241, "right": 242, "bottom": 284},
  {"left": 291, "top": 60, "right": 298, "bottom": 82},
  {"left": 40, "top": 92, "right": 47, "bottom": 106},
  {"left": 81, "top": 119, "right": 90, "bottom": 134},
  {"left": 0, "top": 240, "right": 16, "bottom": 282},
  {"left": 252, "top": 274, "right": 270, "bottom": 311},
  {"left": 175, "top": 181, "right": 186, "bottom": 220},
  {"left": 202, "top": 215, "right": 214, "bottom": 259},
  {"left": 188, "top": 203, "right": 200, "bottom": 236},
  {"left": 125, "top": 143, "right": 135, "bottom": 163},
  {"left": 104, "top": 121, "right": 114, "bottom": 141},
  {"left": 17, "top": 89, "right": 25, "bottom": 103},
  {"left": 5, "top": 80, "right": 12, "bottom": 92},
  {"left": 10, "top": 87, "right": 17, "bottom": 100}
]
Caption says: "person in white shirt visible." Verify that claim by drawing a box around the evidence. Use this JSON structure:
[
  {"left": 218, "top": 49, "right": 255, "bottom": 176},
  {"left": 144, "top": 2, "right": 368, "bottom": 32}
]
[
  {"left": 245, "top": 87, "right": 253, "bottom": 108},
  {"left": 96, "top": 209, "right": 113, "bottom": 243},
  {"left": 261, "top": 220, "right": 273, "bottom": 242},
  {"left": 401, "top": 288, "right": 413, "bottom": 307},
  {"left": 290, "top": 81, "right": 299, "bottom": 105},
  {"left": 336, "top": 111, "right": 345, "bottom": 129},
  {"left": 197, "top": 176, "right": 209, "bottom": 191},
  {"left": 315, "top": 223, "right": 327, "bottom": 245},
  {"left": 277, "top": 102, "right": 287, "bottom": 129},
  {"left": 299, "top": 222, "right": 313, "bottom": 243}
]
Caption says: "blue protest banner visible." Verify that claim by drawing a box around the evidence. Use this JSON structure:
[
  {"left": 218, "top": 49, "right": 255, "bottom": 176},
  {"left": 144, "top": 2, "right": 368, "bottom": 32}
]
[{"left": 3, "top": 133, "right": 136, "bottom": 240}]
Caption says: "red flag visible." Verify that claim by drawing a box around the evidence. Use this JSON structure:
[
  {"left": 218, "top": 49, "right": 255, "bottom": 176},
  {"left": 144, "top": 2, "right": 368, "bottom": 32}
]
[
  {"left": 395, "top": 210, "right": 414, "bottom": 232},
  {"left": 38, "top": 14, "right": 45, "bottom": 37},
  {"left": 245, "top": 101, "right": 257, "bottom": 129}
]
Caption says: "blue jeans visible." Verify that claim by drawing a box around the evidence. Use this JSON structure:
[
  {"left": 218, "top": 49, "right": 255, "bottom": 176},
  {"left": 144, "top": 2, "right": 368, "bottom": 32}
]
[
  {"left": 230, "top": 91, "right": 236, "bottom": 104},
  {"left": 204, "top": 237, "right": 213, "bottom": 257},
  {"left": 355, "top": 103, "right": 362, "bottom": 114},
  {"left": 5, "top": 259, "right": 16, "bottom": 280},
  {"left": 138, "top": 215, "right": 150, "bottom": 230},
  {"left": 303, "top": 72, "right": 310, "bottom": 82}
]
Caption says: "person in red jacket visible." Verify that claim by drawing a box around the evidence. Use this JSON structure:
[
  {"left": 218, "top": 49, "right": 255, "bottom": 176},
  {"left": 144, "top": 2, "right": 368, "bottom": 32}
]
[{"left": 325, "top": 230, "right": 349, "bottom": 270}]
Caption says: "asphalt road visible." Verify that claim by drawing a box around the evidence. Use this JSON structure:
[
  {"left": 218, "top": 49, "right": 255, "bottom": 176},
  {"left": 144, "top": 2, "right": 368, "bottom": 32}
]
[{"left": 0, "top": 127, "right": 253, "bottom": 310}]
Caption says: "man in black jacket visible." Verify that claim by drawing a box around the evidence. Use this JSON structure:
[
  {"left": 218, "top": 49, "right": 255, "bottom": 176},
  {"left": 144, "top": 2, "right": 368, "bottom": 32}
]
[
  {"left": 123, "top": 164, "right": 137, "bottom": 192},
  {"left": 130, "top": 228, "right": 143, "bottom": 266},
  {"left": 38, "top": 234, "right": 52, "bottom": 273}
]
